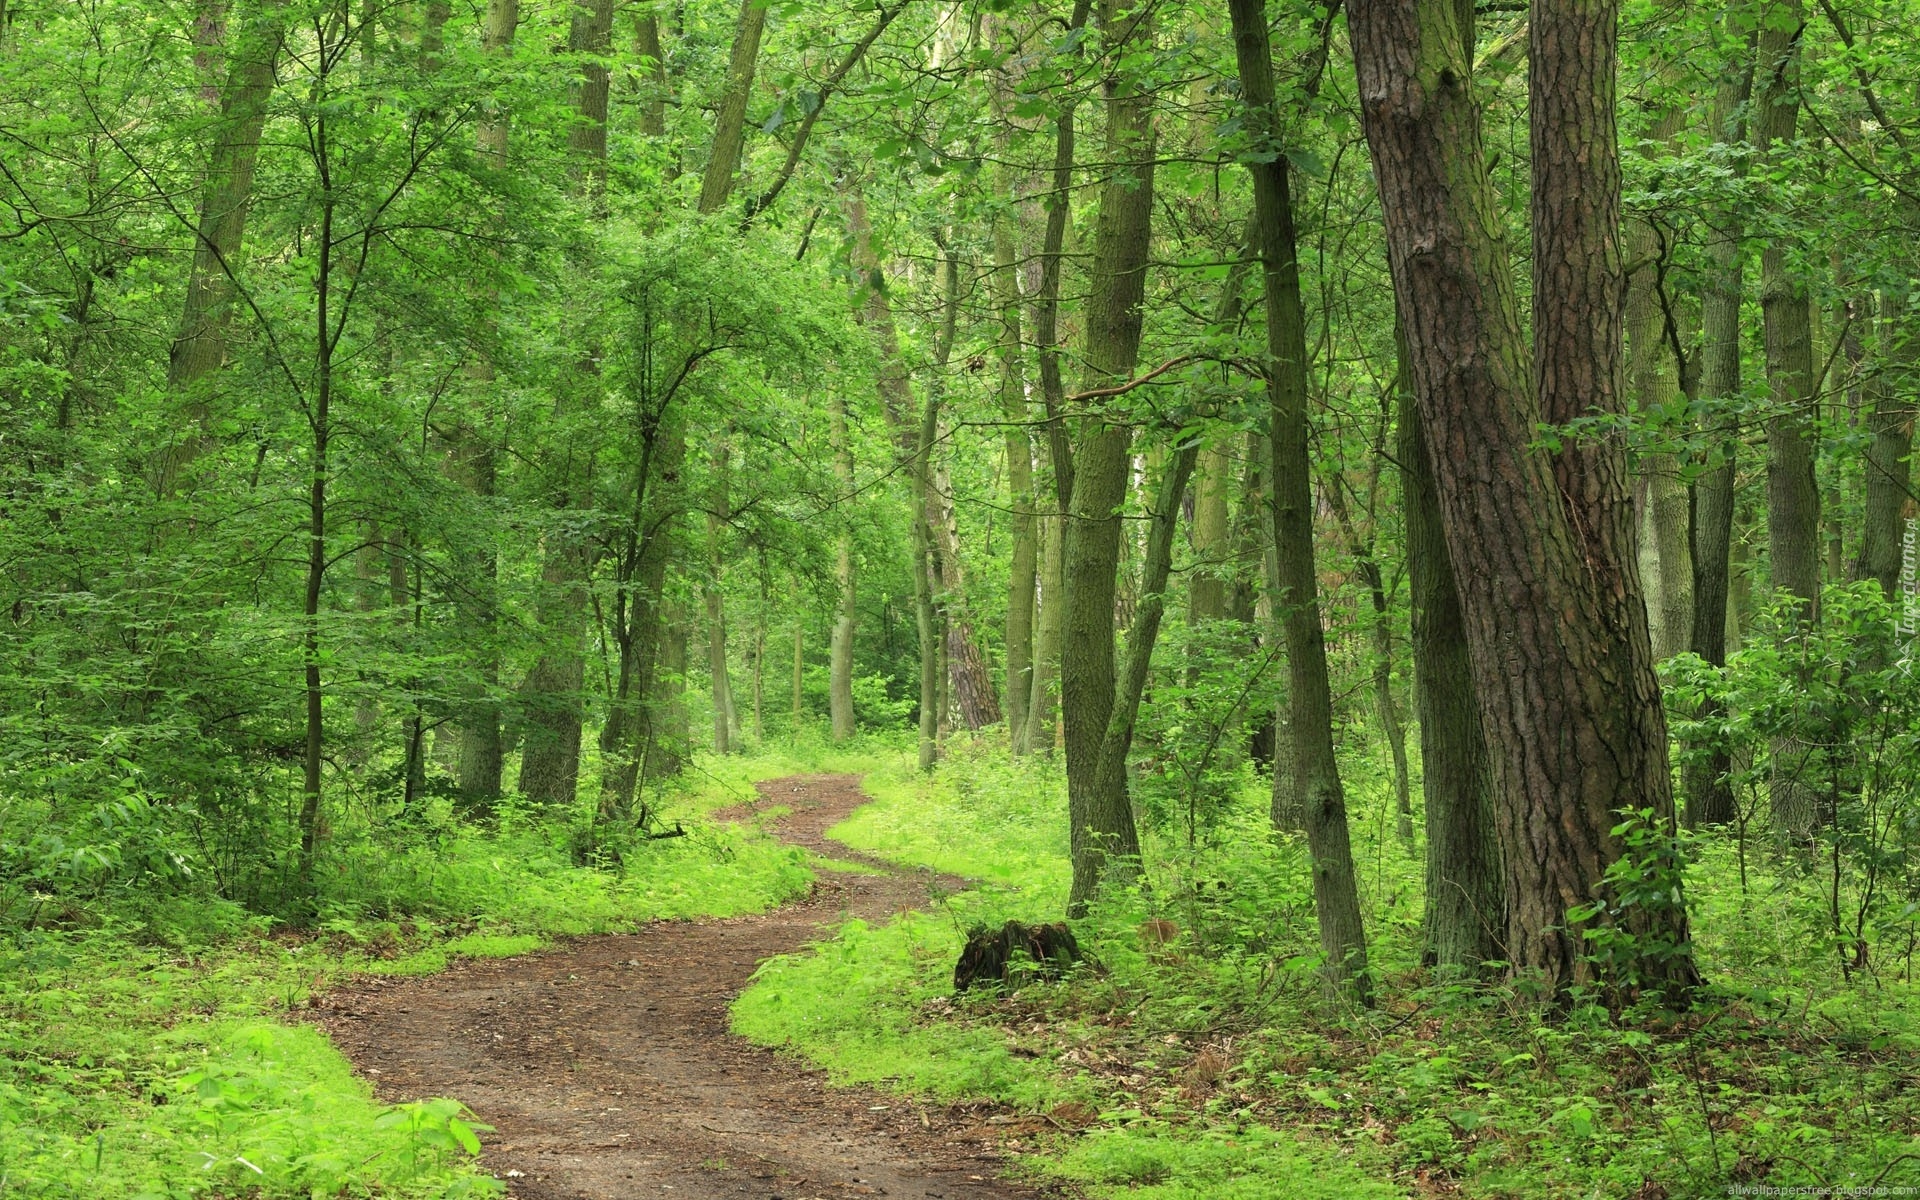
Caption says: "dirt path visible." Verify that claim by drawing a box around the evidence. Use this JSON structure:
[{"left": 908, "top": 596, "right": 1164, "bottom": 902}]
[{"left": 318, "top": 774, "right": 1057, "bottom": 1200}]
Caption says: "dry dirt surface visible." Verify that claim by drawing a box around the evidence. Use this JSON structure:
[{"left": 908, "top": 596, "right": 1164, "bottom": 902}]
[{"left": 317, "top": 773, "right": 1063, "bottom": 1200}]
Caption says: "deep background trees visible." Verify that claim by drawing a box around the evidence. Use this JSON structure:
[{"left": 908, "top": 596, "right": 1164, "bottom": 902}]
[{"left": 3, "top": 0, "right": 1919, "bottom": 1103}]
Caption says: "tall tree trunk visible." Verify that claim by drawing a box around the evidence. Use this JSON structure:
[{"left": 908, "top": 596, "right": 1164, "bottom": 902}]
[
  {"left": 706, "top": 438, "right": 735, "bottom": 755},
  {"left": 1753, "top": 3, "right": 1820, "bottom": 840},
  {"left": 996, "top": 213, "right": 1037, "bottom": 751},
  {"left": 1351, "top": 0, "right": 1698, "bottom": 993},
  {"left": 1089, "top": 443, "right": 1199, "bottom": 838},
  {"left": 845, "top": 191, "right": 935, "bottom": 766},
  {"left": 792, "top": 611, "right": 805, "bottom": 728},
  {"left": 1856, "top": 287, "right": 1915, "bottom": 598},
  {"left": 696, "top": 0, "right": 768, "bottom": 215},
  {"left": 1685, "top": 30, "right": 1750, "bottom": 828},
  {"left": 1062, "top": 0, "right": 1156, "bottom": 917},
  {"left": 1188, "top": 448, "right": 1232, "bottom": 626},
  {"left": 450, "top": 0, "right": 517, "bottom": 809},
  {"left": 159, "top": 5, "right": 279, "bottom": 491},
  {"left": 829, "top": 392, "right": 858, "bottom": 740},
  {"left": 1401, "top": 351, "right": 1503, "bottom": 970},
  {"left": 1021, "top": 0, "right": 1091, "bottom": 763},
  {"left": 596, "top": 414, "right": 682, "bottom": 817},
  {"left": 1234, "top": 434, "right": 1279, "bottom": 776},
  {"left": 1229, "top": 0, "right": 1369, "bottom": 999},
  {"left": 1025, "top": 511, "right": 1065, "bottom": 754},
  {"left": 1624, "top": 192, "right": 1693, "bottom": 659},
  {"left": 517, "top": 0, "right": 613, "bottom": 807}
]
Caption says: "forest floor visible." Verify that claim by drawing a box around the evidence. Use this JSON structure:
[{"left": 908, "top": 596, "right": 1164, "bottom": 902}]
[{"left": 316, "top": 773, "right": 1058, "bottom": 1200}]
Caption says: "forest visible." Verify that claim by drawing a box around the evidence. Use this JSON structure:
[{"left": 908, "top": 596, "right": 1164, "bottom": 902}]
[{"left": 2, "top": 0, "right": 1918, "bottom": 1193}]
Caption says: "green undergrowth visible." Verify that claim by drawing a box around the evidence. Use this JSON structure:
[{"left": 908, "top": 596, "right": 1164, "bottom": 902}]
[
  {"left": 0, "top": 745, "right": 856, "bottom": 1199},
  {"left": 734, "top": 732, "right": 1920, "bottom": 1199},
  {"left": 733, "top": 735, "right": 1404, "bottom": 1198}
]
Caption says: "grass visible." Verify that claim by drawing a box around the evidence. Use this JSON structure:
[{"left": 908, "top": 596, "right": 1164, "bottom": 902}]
[
  {"left": 0, "top": 741, "right": 870, "bottom": 1200},
  {"left": 732, "top": 734, "right": 1406, "bottom": 1198},
  {"left": 731, "top": 730, "right": 1920, "bottom": 1199}
]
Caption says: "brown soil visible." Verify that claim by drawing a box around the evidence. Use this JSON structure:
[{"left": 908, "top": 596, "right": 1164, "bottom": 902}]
[{"left": 317, "top": 774, "right": 1062, "bottom": 1200}]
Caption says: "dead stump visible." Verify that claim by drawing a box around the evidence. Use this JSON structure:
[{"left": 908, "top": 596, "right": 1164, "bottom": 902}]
[{"left": 953, "top": 920, "right": 1081, "bottom": 992}]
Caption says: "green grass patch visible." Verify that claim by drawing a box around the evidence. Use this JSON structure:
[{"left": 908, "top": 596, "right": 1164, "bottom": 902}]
[
  {"left": 733, "top": 734, "right": 1407, "bottom": 1199},
  {"left": 0, "top": 749, "right": 826, "bottom": 1200}
]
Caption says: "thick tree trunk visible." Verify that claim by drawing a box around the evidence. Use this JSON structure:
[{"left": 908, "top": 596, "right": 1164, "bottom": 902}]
[
  {"left": 1350, "top": 0, "right": 1698, "bottom": 993},
  {"left": 996, "top": 215, "right": 1037, "bottom": 751},
  {"left": 596, "top": 416, "right": 683, "bottom": 817},
  {"left": 1401, "top": 362, "right": 1503, "bottom": 971},
  {"left": 829, "top": 392, "right": 857, "bottom": 740},
  {"left": 696, "top": 0, "right": 767, "bottom": 215},
  {"left": 1062, "top": 0, "right": 1156, "bottom": 917},
  {"left": 1229, "top": 0, "right": 1369, "bottom": 999},
  {"left": 652, "top": 599, "right": 691, "bottom": 777}
]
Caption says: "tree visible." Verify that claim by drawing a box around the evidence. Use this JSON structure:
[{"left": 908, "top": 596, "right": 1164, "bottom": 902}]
[{"left": 1350, "top": 0, "right": 1699, "bottom": 992}]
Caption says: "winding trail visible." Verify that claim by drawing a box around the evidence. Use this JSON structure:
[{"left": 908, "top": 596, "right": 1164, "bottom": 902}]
[{"left": 317, "top": 774, "right": 1055, "bottom": 1200}]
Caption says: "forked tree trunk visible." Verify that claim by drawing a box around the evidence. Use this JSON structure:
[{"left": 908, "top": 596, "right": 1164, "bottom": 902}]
[
  {"left": 1228, "top": 0, "right": 1369, "bottom": 999},
  {"left": 1351, "top": 0, "right": 1698, "bottom": 993},
  {"left": 1061, "top": 0, "right": 1156, "bottom": 916}
]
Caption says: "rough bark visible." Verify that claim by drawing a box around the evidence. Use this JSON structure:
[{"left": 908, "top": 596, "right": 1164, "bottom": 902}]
[
  {"left": 697, "top": 0, "right": 768, "bottom": 215},
  {"left": 1350, "top": 0, "right": 1698, "bottom": 992},
  {"left": 1229, "top": 0, "right": 1370, "bottom": 998},
  {"left": 1062, "top": 0, "right": 1156, "bottom": 916}
]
